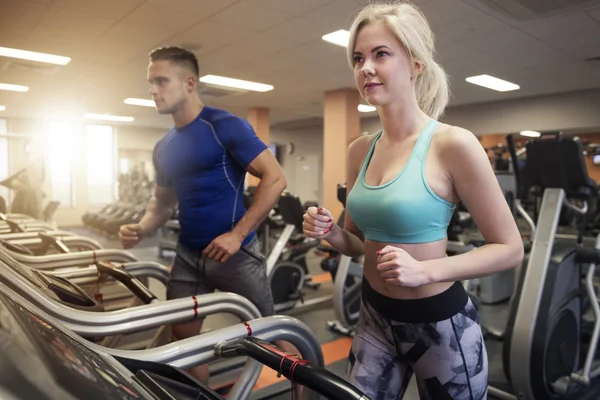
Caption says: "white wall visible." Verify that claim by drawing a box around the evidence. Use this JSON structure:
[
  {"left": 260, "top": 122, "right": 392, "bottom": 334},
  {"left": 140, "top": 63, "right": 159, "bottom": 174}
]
[
  {"left": 270, "top": 126, "right": 323, "bottom": 203},
  {"left": 361, "top": 88, "right": 600, "bottom": 135}
]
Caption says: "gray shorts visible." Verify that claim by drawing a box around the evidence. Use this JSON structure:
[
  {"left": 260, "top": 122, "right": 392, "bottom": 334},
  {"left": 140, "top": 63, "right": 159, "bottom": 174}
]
[{"left": 166, "top": 236, "right": 275, "bottom": 317}]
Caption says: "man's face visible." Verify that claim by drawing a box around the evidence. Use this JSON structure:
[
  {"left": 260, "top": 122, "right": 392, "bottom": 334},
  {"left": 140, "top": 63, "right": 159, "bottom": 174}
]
[{"left": 147, "top": 60, "right": 189, "bottom": 115}]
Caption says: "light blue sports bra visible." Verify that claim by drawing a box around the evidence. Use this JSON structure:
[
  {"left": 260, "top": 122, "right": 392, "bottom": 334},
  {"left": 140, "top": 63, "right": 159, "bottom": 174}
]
[{"left": 346, "top": 119, "right": 456, "bottom": 244}]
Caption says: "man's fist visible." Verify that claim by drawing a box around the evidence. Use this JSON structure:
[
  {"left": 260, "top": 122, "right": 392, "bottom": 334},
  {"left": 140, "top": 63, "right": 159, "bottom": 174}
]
[{"left": 119, "top": 224, "right": 143, "bottom": 249}]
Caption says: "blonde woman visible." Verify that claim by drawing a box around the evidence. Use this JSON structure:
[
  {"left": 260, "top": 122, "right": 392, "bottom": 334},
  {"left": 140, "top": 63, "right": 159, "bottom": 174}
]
[{"left": 303, "top": 2, "right": 523, "bottom": 399}]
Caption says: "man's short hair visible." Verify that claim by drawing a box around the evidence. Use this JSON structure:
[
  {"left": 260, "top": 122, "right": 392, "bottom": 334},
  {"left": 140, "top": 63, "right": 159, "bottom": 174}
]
[{"left": 148, "top": 46, "right": 199, "bottom": 78}]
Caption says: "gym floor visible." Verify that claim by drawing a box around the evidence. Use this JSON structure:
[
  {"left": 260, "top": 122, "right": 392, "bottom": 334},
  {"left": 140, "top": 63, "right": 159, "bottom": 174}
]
[{"left": 64, "top": 226, "right": 578, "bottom": 399}]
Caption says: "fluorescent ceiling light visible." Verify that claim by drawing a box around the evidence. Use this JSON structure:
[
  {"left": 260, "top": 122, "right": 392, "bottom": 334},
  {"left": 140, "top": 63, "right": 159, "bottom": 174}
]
[
  {"left": 0, "top": 106, "right": 5, "bottom": 111},
  {"left": 0, "top": 46, "right": 71, "bottom": 65},
  {"left": 465, "top": 74, "right": 520, "bottom": 92},
  {"left": 124, "top": 98, "right": 156, "bottom": 107},
  {"left": 358, "top": 104, "right": 377, "bottom": 112},
  {"left": 84, "top": 113, "right": 134, "bottom": 122},
  {"left": 0, "top": 83, "right": 29, "bottom": 92},
  {"left": 520, "top": 130, "right": 541, "bottom": 137},
  {"left": 199, "top": 75, "right": 273, "bottom": 92},
  {"left": 322, "top": 30, "right": 350, "bottom": 47}
]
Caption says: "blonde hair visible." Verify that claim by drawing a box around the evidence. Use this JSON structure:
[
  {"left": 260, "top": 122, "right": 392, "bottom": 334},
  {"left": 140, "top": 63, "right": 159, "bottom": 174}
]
[{"left": 347, "top": 1, "right": 450, "bottom": 120}]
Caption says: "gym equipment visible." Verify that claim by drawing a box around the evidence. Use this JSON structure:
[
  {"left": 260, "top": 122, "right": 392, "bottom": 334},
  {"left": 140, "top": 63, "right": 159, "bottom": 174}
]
[
  {"left": 157, "top": 216, "right": 180, "bottom": 258},
  {"left": 488, "top": 132, "right": 600, "bottom": 400},
  {"left": 0, "top": 232, "right": 102, "bottom": 255},
  {"left": 82, "top": 168, "right": 153, "bottom": 237},
  {"left": 0, "top": 281, "right": 343, "bottom": 400},
  {"left": 217, "top": 337, "right": 368, "bottom": 400},
  {"left": 318, "top": 183, "right": 363, "bottom": 337},
  {"left": 0, "top": 248, "right": 260, "bottom": 345},
  {"left": 0, "top": 212, "right": 55, "bottom": 234},
  {"left": 266, "top": 192, "right": 331, "bottom": 313}
]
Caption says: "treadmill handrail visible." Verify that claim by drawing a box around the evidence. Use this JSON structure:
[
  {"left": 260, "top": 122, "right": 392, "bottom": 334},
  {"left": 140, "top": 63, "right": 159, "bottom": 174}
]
[
  {"left": 0, "top": 230, "right": 74, "bottom": 240},
  {"left": 96, "top": 261, "right": 157, "bottom": 304},
  {"left": 49, "top": 261, "right": 170, "bottom": 287},
  {"left": 0, "top": 259, "right": 261, "bottom": 336},
  {"left": 217, "top": 337, "right": 368, "bottom": 400},
  {"left": 97, "top": 314, "right": 324, "bottom": 374},
  {"left": 4, "top": 248, "right": 138, "bottom": 269},
  {"left": 1, "top": 236, "right": 102, "bottom": 252},
  {"left": 3, "top": 282, "right": 322, "bottom": 400}
]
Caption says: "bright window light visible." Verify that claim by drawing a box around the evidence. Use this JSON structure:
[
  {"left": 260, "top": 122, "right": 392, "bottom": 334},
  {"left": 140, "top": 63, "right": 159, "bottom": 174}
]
[
  {"left": 0, "top": 106, "right": 5, "bottom": 111},
  {"left": 358, "top": 104, "right": 377, "bottom": 112},
  {"left": 322, "top": 30, "right": 350, "bottom": 47},
  {"left": 520, "top": 130, "right": 541, "bottom": 137},
  {"left": 124, "top": 98, "right": 156, "bottom": 107},
  {"left": 465, "top": 74, "right": 520, "bottom": 92},
  {"left": 199, "top": 75, "right": 274, "bottom": 92},
  {"left": 0, "top": 47, "right": 70, "bottom": 65},
  {"left": 0, "top": 120, "right": 8, "bottom": 204},
  {"left": 119, "top": 159, "right": 130, "bottom": 174},
  {"left": 84, "top": 113, "right": 134, "bottom": 122},
  {"left": 48, "top": 121, "right": 74, "bottom": 208},
  {"left": 86, "top": 125, "right": 115, "bottom": 205},
  {"left": 0, "top": 83, "right": 29, "bottom": 92}
]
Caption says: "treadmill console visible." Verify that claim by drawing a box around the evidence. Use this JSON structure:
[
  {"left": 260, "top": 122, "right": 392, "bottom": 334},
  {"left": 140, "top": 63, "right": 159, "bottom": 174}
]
[{"left": 3, "top": 294, "right": 145, "bottom": 400}]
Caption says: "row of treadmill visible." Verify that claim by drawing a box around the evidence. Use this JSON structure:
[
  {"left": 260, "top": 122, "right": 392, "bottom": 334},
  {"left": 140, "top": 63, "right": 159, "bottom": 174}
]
[{"left": 0, "top": 131, "right": 599, "bottom": 399}]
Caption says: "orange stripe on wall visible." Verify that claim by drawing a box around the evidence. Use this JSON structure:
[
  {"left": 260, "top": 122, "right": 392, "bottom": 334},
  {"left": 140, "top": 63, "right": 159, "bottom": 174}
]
[{"left": 251, "top": 337, "right": 352, "bottom": 390}]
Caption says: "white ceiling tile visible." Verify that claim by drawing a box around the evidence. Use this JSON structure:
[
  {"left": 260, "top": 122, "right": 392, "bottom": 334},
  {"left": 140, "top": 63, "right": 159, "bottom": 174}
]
[
  {"left": 435, "top": 41, "right": 481, "bottom": 65},
  {"left": 198, "top": 32, "right": 292, "bottom": 71},
  {"left": 261, "top": 18, "right": 331, "bottom": 48},
  {"left": 211, "top": 0, "right": 294, "bottom": 32},
  {"left": 2, "top": 0, "right": 600, "bottom": 128},
  {"left": 418, "top": 0, "right": 482, "bottom": 28},
  {"left": 39, "top": 6, "right": 116, "bottom": 37},
  {"left": 233, "top": 39, "right": 348, "bottom": 79},
  {"left": 563, "top": 43, "right": 600, "bottom": 60},
  {"left": 545, "top": 28, "right": 600, "bottom": 54},
  {"left": 160, "top": 20, "right": 256, "bottom": 56},
  {"left": 524, "top": 60, "right": 597, "bottom": 78},
  {"left": 301, "top": 0, "right": 364, "bottom": 30},
  {"left": 51, "top": 0, "right": 146, "bottom": 22},
  {"left": 250, "top": 0, "right": 335, "bottom": 16},
  {"left": 95, "top": 3, "right": 203, "bottom": 63},
  {"left": 589, "top": 7, "right": 600, "bottom": 22},
  {"left": 24, "top": 27, "right": 98, "bottom": 60},
  {"left": 0, "top": 24, "right": 33, "bottom": 49},
  {"left": 518, "top": 12, "right": 600, "bottom": 39},
  {"left": 0, "top": 0, "right": 50, "bottom": 26},
  {"left": 147, "top": 0, "right": 240, "bottom": 19},
  {"left": 435, "top": 12, "right": 511, "bottom": 41}
]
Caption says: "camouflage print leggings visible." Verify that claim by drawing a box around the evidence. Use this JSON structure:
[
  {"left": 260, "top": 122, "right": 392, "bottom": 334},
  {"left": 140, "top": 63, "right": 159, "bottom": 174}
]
[{"left": 347, "top": 280, "right": 488, "bottom": 400}]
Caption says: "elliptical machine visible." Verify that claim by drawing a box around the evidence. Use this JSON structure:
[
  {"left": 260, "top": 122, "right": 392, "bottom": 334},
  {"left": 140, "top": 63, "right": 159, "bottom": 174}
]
[{"left": 488, "top": 132, "right": 600, "bottom": 400}]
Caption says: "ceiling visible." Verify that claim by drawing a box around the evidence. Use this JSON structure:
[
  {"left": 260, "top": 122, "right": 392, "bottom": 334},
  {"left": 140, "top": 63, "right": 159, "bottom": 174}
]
[{"left": 0, "top": 0, "right": 599, "bottom": 130}]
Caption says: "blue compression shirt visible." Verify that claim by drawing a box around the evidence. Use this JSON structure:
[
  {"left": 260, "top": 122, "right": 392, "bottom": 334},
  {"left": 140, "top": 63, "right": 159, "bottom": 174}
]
[{"left": 152, "top": 106, "right": 267, "bottom": 251}]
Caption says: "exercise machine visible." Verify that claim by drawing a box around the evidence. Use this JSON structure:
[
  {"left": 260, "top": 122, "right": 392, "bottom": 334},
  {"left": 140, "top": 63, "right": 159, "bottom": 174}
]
[
  {"left": 266, "top": 192, "right": 331, "bottom": 313},
  {"left": 488, "top": 132, "right": 600, "bottom": 400},
  {"left": 0, "top": 281, "right": 364, "bottom": 400}
]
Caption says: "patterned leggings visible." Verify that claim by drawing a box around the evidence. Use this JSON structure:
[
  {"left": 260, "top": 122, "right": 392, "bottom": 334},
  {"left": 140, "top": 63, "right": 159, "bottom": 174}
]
[{"left": 347, "top": 280, "right": 488, "bottom": 400}]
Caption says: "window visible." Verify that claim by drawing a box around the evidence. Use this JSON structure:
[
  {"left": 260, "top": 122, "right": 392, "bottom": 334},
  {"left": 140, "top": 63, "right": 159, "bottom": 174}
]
[
  {"left": 48, "top": 121, "right": 74, "bottom": 208},
  {"left": 0, "top": 119, "right": 9, "bottom": 207},
  {"left": 86, "top": 125, "right": 115, "bottom": 205}
]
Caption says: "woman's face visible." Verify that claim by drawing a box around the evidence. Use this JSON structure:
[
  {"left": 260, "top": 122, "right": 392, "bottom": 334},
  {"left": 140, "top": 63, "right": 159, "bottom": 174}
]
[{"left": 352, "top": 22, "right": 416, "bottom": 108}]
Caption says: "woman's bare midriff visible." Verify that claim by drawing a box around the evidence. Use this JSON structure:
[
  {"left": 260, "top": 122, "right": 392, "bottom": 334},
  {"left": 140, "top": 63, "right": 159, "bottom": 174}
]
[{"left": 363, "top": 238, "right": 454, "bottom": 300}]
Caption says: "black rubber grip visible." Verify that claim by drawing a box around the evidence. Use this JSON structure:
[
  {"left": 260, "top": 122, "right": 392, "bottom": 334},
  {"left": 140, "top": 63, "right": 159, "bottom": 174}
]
[
  {"left": 575, "top": 248, "right": 600, "bottom": 265},
  {"left": 219, "top": 337, "right": 368, "bottom": 400}
]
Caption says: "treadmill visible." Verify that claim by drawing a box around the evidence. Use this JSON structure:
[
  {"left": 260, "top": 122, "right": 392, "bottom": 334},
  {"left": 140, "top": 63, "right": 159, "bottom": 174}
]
[{"left": 0, "top": 282, "right": 368, "bottom": 400}]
